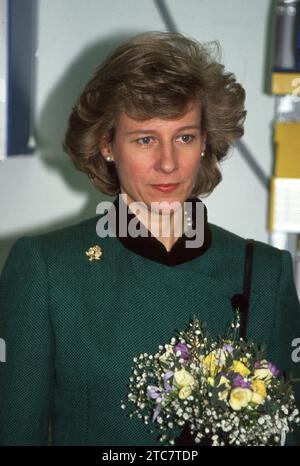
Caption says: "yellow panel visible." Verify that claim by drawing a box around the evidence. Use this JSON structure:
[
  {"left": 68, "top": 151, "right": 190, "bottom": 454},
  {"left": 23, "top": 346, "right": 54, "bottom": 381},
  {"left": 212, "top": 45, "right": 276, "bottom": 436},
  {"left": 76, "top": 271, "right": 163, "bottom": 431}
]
[
  {"left": 275, "top": 122, "right": 300, "bottom": 143},
  {"left": 275, "top": 143, "right": 300, "bottom": 177},
  {"left": 272, "top": 72, "right": 300, "bottom": 95},
  {"left": 269, "top": 177, "right": 275, "bottom": 231}
]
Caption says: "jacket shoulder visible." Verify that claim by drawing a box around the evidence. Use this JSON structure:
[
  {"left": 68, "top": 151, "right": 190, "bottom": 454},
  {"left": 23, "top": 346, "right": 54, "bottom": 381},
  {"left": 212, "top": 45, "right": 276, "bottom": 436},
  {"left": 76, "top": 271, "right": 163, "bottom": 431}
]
[
  {"left": 5, "top": 215, "right": 105, "bottom": 270},
  {"left": 36, "top": 215, "right": 99, "bottom": 246},
  {"left": 210, "top": 222, "right": 282, "bottom": 252},
  {"left": 208, "top": 222, "right": 284, "bottom": 274}
]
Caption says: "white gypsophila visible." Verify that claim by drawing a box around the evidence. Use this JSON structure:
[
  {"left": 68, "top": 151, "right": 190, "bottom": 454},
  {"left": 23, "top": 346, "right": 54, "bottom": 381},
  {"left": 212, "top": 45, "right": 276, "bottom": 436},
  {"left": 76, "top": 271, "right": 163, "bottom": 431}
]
[
  {"left": 125, "top": 318, "right": 300, "bottom": 447},
  {"left": 281, "top": 406, "right": 289, "bottom": 415}
]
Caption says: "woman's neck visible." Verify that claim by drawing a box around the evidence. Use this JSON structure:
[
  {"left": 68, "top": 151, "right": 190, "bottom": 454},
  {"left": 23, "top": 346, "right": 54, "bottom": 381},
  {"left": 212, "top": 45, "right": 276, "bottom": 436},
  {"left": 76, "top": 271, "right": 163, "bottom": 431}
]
[{"left": 120, "top": 192, "right": 186, "bottom": 252}]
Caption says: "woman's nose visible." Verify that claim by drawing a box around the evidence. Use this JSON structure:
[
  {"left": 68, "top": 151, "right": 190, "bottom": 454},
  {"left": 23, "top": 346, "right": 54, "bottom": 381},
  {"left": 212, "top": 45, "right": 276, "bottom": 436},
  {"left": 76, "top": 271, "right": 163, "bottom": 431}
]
[{"left": 155, "top": 142, "right": 178, "bottom": 173}]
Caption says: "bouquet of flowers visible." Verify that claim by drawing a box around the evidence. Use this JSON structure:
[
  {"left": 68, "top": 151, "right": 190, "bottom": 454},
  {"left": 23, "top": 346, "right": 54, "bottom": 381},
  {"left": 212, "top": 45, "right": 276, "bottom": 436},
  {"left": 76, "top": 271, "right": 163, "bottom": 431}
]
[{"left": 121, "top": 312, "right": 300, "bottom": 446}]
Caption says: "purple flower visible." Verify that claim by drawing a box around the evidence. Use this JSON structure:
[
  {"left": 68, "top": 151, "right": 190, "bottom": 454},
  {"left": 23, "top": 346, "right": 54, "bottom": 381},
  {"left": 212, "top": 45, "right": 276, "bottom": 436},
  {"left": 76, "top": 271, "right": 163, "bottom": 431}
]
[
  {"left": 152, "top": 404, "right": 161, "bottom": 421},
  {"left": 223, "top": 343, "right": 234, "bottom": 353},
  {"left": 147, "top": 371, "right": 175, "bottom": 422},
  {"left": 268, "top": 362, "right": 280, "bottom": 377},
  {"left": 164, "top": 370, "right": 175, "bottom": 391},
  {"left": 254, "top": 360, "right": 280, "bottom": 378},
  {"left": 174, "top": 343, "right": 190, "bottom": 360},
  {"left": 146, "top": 386, "right": 165, "bottom": 421},
  {"left": 233, "top": 374, "right": 251, "bottom": 389},
  {"left": 146, "top": 386, "right": 163, "bottom": 421},
  {"left": 147, "top": 386, "right": 162, "bottom": 399}
]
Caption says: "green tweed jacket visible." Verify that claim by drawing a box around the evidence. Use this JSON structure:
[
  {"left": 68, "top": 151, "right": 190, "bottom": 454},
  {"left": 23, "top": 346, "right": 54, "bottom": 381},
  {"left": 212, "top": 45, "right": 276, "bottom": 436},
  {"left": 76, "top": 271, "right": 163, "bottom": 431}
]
[{"left": 0, "top": 197, "right": 300, "bottom": 446}]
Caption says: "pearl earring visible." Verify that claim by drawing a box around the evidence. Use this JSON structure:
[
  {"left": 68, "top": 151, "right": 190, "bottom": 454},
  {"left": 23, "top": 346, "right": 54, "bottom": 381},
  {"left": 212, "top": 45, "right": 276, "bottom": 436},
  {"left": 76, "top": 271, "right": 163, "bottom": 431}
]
[
  {"left": 106, "top": 156, "right": 113, "bottom": 162},
  {"left": 201, "top": 150, "right": 205, "bottom": 157}
]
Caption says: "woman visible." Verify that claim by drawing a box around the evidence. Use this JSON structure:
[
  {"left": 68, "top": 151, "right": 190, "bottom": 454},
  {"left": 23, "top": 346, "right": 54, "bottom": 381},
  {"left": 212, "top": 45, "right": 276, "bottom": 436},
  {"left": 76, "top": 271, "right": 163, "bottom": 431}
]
[{"left": 0, "top": 31, "right": 299, "bottom": 446}]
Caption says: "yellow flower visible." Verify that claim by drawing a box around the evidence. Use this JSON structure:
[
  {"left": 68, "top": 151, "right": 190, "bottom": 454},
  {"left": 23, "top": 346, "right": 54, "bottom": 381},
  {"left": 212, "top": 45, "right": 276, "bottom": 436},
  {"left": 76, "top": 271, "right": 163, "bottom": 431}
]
[
  {"left": 174, "top": 369, "right": 196, "bottom": 388},
  {"left": 207, "top": 377, "right": 215, "bottom": 386},
  {"left": 203, "top": 350, "right": 225, "bottom": 377},
  {"left": 231, "top": 360, "right": 251, "bottom": 377},
  {"left": 254, "top": 367, "right": 273, "bottom": 384},
  {"left": 229, "top": 388, "right": 252, "bottom": 411},
  {"left": 218, "top": 376, "right": 231, "bottom": 401},
  {"left": 251, "top": 379, "right": 267, "bottom": 405},
  {"left": 178, "top": 385, "right": 192, "bottom": 399},
  {"left": 159, "top": 344, "right": 173, "bottom": 363},
  {"left": 207, "top": 375, "right": 230, "bottom": 400},
  {"left": 203, "top": 353, "right": 216, "bottom": 375}
]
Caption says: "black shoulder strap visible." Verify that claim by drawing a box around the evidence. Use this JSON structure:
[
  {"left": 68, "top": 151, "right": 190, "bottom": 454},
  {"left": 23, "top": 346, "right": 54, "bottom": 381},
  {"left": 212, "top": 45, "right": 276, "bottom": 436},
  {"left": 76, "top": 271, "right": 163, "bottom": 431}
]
[
  {"left": 240, "top": 239, "right": 254, "bottom": 339},
  {"left": 231, "top": 239, "right": 254, "bottom": 340}
]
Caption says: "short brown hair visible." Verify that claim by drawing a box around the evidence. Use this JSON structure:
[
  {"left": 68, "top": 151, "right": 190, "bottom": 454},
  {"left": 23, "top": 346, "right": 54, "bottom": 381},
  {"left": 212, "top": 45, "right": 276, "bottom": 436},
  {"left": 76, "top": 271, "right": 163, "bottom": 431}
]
[{"left": 63, "top": 31, "right": 246, "bottom": 197}]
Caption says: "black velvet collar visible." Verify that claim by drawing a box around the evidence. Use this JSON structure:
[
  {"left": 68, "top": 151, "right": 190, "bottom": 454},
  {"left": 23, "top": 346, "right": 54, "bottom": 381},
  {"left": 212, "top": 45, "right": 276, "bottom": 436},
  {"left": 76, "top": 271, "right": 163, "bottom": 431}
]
[{"left": 109, "top": 194, "right": 212, "bottom": 266}]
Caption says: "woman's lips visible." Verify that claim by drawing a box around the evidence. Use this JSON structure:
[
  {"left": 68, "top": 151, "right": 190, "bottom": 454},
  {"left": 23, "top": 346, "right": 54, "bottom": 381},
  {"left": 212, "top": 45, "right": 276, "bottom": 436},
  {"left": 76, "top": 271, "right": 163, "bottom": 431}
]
[{"left": 151, "top": 183, "right": 180, "bottom": 193}]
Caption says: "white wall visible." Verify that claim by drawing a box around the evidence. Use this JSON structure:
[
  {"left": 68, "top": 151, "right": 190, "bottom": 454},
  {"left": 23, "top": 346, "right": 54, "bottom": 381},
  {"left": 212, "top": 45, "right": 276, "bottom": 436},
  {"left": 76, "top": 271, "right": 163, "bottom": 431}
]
[{"left": 0, "top": 0, "right": 274, "bottom": 270}]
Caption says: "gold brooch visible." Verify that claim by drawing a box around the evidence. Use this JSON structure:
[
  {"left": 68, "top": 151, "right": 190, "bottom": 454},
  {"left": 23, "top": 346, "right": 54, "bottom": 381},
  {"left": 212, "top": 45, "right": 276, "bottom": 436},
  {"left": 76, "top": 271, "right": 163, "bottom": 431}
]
[{"left": 85, "top": 245, "right": 103, "bottom": 261}]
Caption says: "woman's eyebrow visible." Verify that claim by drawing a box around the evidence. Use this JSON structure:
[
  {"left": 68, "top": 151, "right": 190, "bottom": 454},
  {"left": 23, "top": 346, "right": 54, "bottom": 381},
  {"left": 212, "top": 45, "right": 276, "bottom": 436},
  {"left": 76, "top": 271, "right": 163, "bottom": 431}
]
[{"left": 125, "top": 125, "right": 201, "bottom": 136}]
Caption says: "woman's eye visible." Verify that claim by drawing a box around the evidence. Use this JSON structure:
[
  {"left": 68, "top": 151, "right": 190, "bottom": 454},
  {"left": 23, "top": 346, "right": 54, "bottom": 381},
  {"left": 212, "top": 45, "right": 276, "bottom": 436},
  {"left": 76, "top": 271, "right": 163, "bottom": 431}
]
[
  {"left": 178, "top": 134, "right": 194, "bottom": 144},
  {"left": 135, "top": 134, "right": 195, "bottom": 145},
  {"left": 136, "top": 136, "right": 153, "bottom": 145}
]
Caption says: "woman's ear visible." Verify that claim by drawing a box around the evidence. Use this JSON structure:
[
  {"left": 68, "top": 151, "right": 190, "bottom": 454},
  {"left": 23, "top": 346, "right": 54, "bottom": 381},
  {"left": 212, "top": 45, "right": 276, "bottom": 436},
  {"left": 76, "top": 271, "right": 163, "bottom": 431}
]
[{"left": 99, "top": 136, "right": 114, "bottom": 162}]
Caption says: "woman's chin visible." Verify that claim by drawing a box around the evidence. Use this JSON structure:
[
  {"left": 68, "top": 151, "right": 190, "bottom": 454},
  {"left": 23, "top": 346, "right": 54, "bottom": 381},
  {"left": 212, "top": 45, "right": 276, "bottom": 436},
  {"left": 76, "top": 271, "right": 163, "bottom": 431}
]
[{"left": 146, "top": 196, "right": 186, "bottom": 215}]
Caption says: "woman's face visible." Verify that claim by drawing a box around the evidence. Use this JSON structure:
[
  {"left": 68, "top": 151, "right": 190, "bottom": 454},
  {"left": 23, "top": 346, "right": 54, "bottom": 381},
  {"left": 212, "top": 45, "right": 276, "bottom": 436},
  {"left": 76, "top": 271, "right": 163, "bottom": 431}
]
[{"left": 100, "top": 100, "right": 206, "bottom": 209}]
